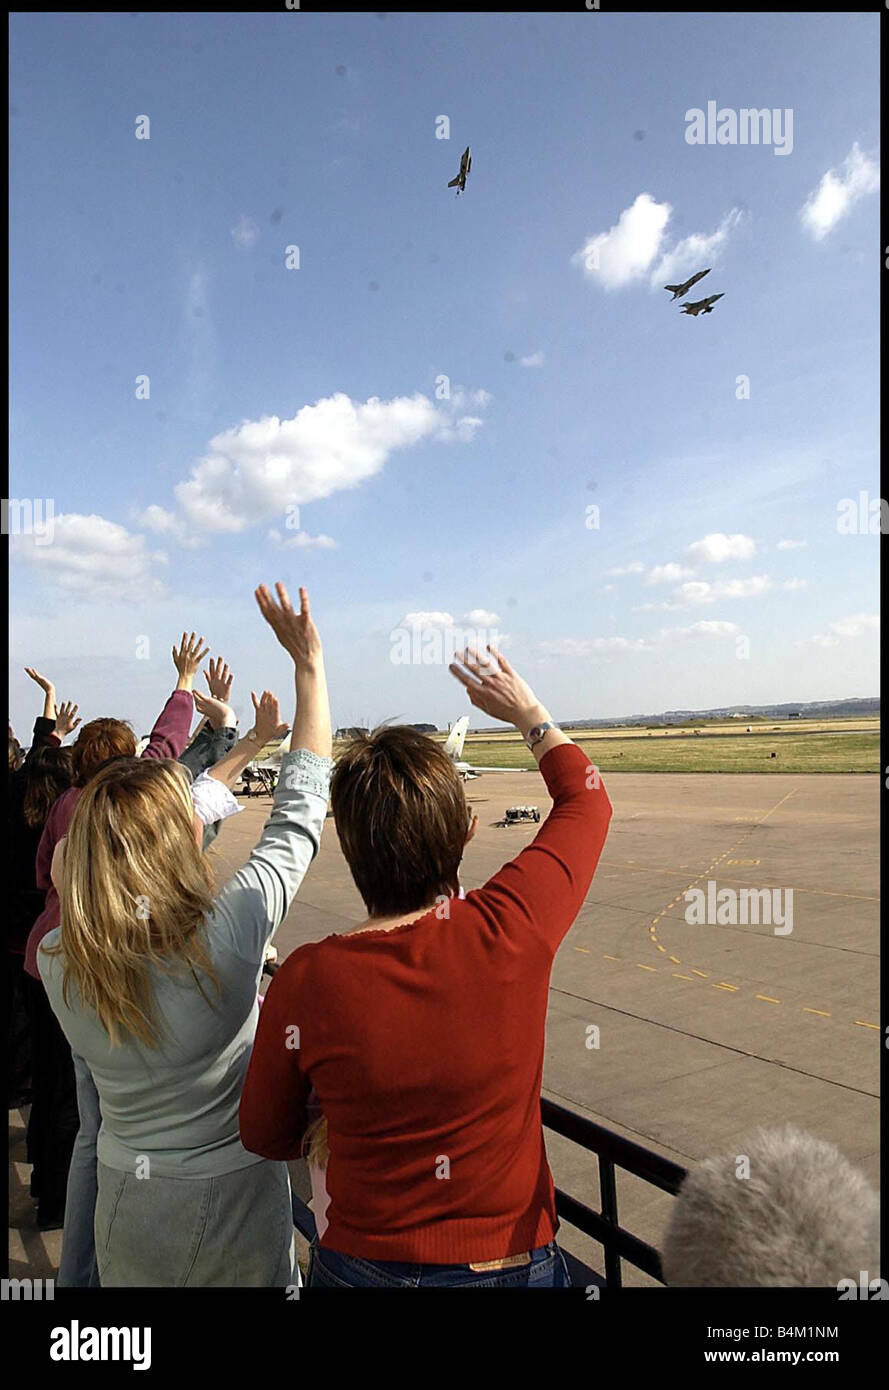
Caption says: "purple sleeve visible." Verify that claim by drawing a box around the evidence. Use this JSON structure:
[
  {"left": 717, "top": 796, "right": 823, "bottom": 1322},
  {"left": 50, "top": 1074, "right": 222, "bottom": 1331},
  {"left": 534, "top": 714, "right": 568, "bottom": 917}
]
[{"left": 141, "top": 689, "right": 195, "bottom": 762}]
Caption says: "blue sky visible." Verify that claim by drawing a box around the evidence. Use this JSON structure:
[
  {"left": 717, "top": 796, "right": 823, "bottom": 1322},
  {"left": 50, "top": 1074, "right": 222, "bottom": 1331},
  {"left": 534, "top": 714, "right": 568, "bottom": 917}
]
[{"left": 9, "top": 11, "right": 880, "bottom": 735}]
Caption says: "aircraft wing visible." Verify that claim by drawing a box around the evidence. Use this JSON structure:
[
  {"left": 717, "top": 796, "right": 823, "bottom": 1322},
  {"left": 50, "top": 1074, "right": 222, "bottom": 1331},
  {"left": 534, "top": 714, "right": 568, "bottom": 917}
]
[
  {"left": 447, "top": 175, "right": 460, "bottom": 188},
  {"left": 463, "top": 765, "right": 527, "bottom": 774}
]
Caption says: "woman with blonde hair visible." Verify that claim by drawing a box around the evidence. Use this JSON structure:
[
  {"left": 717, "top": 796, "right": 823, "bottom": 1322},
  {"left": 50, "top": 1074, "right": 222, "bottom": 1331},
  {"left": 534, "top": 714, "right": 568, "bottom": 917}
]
[{"left": 39, "top": 583, "right": 333, "bottom": 1286}]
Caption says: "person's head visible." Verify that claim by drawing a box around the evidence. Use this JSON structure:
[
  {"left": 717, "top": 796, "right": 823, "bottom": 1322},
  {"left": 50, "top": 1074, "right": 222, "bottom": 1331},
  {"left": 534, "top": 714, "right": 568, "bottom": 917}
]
[
  {"left": 661, "top": 1124, "right": 879, "bottom": 1287},
  {"left": 330, "top": 725, "right": 474, "bottom": 917},
  {"left": 8, "top": 735, "right": 24, "bottom": 772},
  {"left": 22, "top": 745, "right": 74, "bottom": 829},
  {"left": 45, "top": 756, "right": 216, "bottom": 1047},
  {"left": 71, "top": 718, "right": 137, "bottom": 787}
]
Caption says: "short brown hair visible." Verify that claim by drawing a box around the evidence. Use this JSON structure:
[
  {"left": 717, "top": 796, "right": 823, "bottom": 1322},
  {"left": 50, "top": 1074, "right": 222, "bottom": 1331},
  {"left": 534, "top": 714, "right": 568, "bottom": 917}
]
[
  {"left": 71, "top": 718, "right": 137, "bottom": 787},
  {"left": 330, "top": 725, "right": 469, "bottom": 917}
]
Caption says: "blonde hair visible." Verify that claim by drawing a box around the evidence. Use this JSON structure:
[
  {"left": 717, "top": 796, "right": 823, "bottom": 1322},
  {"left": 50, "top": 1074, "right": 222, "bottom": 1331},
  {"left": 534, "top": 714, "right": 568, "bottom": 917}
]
[
  {"left": 303, "top": 1114, "right": 330, "bottom": 1169},
  {"left": 43, "top": 756, "right": 218, "bottom": 1047}
]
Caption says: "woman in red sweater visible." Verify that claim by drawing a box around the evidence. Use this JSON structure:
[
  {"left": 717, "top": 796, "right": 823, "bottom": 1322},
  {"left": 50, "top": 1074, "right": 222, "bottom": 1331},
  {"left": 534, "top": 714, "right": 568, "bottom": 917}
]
[{"left": 240, "top": 646, "right": 612, "bottom": 1287}]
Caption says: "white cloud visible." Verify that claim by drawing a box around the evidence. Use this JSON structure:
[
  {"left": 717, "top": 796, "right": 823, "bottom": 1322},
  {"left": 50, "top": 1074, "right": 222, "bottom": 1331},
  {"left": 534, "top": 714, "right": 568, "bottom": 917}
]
[
  {"left": 572, "top": 193, "right": 672, "bottom": 290},
  {"left": 827, "top": 613, "right": 879, "bottom": 639},
  {"left": 658, "top": 620, "right": 740, "bottom": 640},
  {"left": 646, "top": 562, "right": 695, "bottom": 585},
  {"left": 652, "top": 208, "right": 744, "bottom": 287},
  {"left": 463, "top": 609, "right": 501, "bottom": 626},
  {"left": 800, "top": 144, "right": 880, "bottom": 241},
  {"left": 680, "top": 575, "right": 772, "bottom": 604},
  {"left": 776, "top": 538, "right": 807, "bottom": 551},
  {"left": 267, "top": 527, "right": 338, "bottom": 550},
  {"left": 232, "top": 215, "right": 260, "bottom": 248},
  {"left": 519, "top": 351, "right": 545, "bottom": 368},
  {"left": 11, "top": 513, "right": 168, "bottom": 601},
  {"left": 781, "top": 578, "right": 808, "bottom": 591},
  {"left": 606, "top": 561, "right": 645, "bottom": 576},
  {"left": 399, "top": 612, "right": 455, "bottom": 631},
  {"left": 799, "top": 614, "right": 879, "bottom": 649},
  {"left": 136, "top": 504, "right": 204, "bottom": 550},
  {"left": 636, "top": 574, "right": 773, "bottom": 611},
  {"left": 685, "top": 532, "right": 756, "bottom": 564},
  {"left": 170, "top": 391, "right": 484, "bottom": 533}
]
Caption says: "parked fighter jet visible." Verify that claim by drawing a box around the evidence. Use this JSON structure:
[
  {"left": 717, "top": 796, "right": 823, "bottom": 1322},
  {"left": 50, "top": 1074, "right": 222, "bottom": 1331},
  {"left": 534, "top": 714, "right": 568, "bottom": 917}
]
[
  {"left": 679, "top": 293, "right": 725, "bottom": 316},
  {"left": 447, "top": 146, "right": 471, "bottom": 195},
  {"left": 443, "top": 716, "right": 524, "bottom": 780},
  {"left": 664, "top": 268, "right": 710, "bottom": 301}
]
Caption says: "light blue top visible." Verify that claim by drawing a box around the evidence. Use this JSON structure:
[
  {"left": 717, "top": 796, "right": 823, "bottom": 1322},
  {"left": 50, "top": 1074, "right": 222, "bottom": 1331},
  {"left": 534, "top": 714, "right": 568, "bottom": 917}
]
[{"left": 38, "top": 749, "right": 333, "bottom": 1179}]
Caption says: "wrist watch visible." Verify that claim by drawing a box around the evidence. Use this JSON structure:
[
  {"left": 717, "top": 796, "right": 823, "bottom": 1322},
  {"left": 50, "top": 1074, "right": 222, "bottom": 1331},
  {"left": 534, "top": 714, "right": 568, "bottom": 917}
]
[
  {"left": 246, "top": 728, "right": 260, "bottom": 744},
  {"left": 526, "top": 721, "right": 557, "bottom": 750}
]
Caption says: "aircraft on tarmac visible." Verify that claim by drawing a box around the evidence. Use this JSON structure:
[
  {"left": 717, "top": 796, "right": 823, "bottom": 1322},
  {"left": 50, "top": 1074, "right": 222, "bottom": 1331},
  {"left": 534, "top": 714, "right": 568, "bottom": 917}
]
[
  {"left": 664, "top": 268, "right": 710, "bottom": 301},
  {"left": 447, "top": 146, "right": 471, "bottom": 195},
  {"left": 679, "top": 292, "right": 725, "bottom": 316},
  {"left": 443, "top": 716, "right": 524, "bottom": 780}
]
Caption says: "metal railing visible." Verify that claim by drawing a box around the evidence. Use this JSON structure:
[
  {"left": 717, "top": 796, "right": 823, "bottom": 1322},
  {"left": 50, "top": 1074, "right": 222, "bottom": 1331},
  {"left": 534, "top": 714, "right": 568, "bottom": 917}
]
[
  {"left": 540, "top": 1096, "right": 687, "bottom": 1287},
  {"left": 287, "top": 1091, "right": 687, "bottom": 1287}
]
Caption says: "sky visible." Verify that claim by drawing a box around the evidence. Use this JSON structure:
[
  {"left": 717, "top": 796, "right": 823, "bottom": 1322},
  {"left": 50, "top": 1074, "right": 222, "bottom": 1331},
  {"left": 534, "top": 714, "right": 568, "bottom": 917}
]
[{"left": 9, "top": 11, "right": 880, "bottom": 736}]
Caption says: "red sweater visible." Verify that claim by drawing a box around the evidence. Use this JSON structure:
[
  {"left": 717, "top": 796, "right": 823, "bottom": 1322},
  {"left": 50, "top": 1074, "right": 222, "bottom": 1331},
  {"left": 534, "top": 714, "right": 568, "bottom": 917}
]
[{"left": 240, "top": 742, "right": 612, "bottom": 1264}]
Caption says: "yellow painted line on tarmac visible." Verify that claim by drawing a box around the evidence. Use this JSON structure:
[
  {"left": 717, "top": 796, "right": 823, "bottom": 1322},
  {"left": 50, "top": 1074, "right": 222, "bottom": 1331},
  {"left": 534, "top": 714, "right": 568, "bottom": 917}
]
[
  {"left": 803, "top": 1008, "right": 831, "bottom": 1018},
  {"left": 656, "top": 944, "right": 666, "bottom": 953},
  {"left": 673, "top": 974, "right": 696, "bottom": 982},
  {"left": 603, "top": 954, "right": 620, "bottom": 962},
  {"left": 755, "top": 995, "right": 781, "bottom": 1005},
  {"left": 714, "top": 982, "right": 738, "bottom": 992},
  {"left": 854, "top": 1020, "right": 879, "bottom": 1031},
  {"left": 637, "top": 963, "right": 658, "bottom": 972},
  {"left": 572, "top": 946, "right": 590, "bottom": 954},
  {"left": 668, "top": 955, "right": 681, "bottom": 964},
  {"left": 691, "top": 969, "right": 709, "bottom": 978}
]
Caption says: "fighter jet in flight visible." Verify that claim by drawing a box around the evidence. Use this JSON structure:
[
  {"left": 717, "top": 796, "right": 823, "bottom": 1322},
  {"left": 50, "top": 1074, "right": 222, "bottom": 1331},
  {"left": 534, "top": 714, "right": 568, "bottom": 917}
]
[
  {"left": 447, "top": 146, "right": 471, "bottom": 195},
  {"left": 679, "top": 293, "right": 725, "bottom": 316},
  {"left": 664, "top": 268, "right": 710, "bottom": 301}
]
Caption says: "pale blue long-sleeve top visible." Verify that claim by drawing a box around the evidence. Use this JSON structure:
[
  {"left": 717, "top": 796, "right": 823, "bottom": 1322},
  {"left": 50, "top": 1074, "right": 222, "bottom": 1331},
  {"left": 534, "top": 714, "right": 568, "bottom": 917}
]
[{"left": 38, "top": 748, "right": 333, "bottom": 1179}]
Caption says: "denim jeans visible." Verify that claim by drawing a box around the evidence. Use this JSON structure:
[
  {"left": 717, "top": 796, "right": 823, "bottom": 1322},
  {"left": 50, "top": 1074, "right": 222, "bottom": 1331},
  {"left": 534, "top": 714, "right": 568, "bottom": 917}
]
[
  {"left": 58, "top": 1053, "right": 101, "bottom": 1287},
  {"left": 307, "top": 1239, "right": 571, "bottom": 1288}
]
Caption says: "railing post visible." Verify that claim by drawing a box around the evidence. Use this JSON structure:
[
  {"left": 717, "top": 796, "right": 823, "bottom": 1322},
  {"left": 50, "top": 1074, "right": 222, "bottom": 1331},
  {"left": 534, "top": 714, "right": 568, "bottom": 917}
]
[{"left": 599, "top": 1156, "right": 622, "bottom": 1288}]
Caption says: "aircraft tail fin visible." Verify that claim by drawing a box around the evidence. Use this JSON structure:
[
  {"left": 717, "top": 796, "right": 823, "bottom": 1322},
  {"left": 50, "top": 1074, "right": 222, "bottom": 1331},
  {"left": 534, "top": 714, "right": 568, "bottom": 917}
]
[
  {"left": 665, "top": 284, "right": 681, "bottom": 293},
  {"left": 447, "top": 176, "right": 460, "bottom": 188},
  {"left": 443, "top": 716, "right": 470, "bottom": 761}
]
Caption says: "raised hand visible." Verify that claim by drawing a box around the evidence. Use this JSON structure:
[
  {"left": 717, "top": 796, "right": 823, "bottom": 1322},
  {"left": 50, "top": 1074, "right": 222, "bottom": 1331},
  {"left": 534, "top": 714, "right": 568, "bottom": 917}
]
[
  {"left": 172, "top": 632, "right": 211, "bottom": 691},
  {"left": 254, "top": 583, "right": 323, "bottom": 672},
  {"left": 24, "top": 667, "right": 57, "bottom": 721},
  {"left": 193, "top": 690, "right": 237, "bottom": 731},
  {"left": 24, "top": 667, "right": 55, "bottom": 695},
  {"left": 204, "top": 657, "right": 234, "bottom": 703},
  {"left": 55, "top": 701, "right": 82, "bottom": 739},
  {"left": 449, "top": 646, "right": 545, "bottom": 729},
  {"left": 250, "top": 690, "right": 290, "bottom": 747}
]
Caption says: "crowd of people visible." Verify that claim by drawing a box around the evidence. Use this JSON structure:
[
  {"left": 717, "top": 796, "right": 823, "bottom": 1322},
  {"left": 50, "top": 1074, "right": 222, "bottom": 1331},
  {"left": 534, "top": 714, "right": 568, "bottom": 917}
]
[
  {"left": 7, "top": 582, "right": 877, "bottom": 1290},
  {"left": 8, "top": 581, "right": 614, "bottom": 1288}
]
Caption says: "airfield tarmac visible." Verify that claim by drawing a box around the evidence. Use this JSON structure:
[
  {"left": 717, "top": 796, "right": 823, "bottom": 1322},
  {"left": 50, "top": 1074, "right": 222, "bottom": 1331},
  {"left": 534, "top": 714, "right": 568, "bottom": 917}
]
[{"left": 10, "top": 768, "right": 879, "bottom": 1286}]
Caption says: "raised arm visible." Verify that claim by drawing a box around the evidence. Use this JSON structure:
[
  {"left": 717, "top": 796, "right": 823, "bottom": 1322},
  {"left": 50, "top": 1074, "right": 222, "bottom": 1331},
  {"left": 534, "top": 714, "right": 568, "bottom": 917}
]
[
  {"left": 141, "top": 631, "right": 210, "bottom": 761},
  {"left": 449, "top": 647, "right": 612, "bottom": 952},
  {"left": 209, "top": 585, "right": 333, "bottom": 965}
]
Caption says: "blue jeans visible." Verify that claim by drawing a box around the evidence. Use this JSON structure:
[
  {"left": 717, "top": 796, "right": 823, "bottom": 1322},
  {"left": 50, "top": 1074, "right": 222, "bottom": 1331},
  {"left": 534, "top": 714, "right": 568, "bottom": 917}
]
[
  {"left": 58, "top": 1053, "right": 100, "bottom": 1287},
  {"left": 308, "top": 1239, "right": 571, "bottom": 1288}
]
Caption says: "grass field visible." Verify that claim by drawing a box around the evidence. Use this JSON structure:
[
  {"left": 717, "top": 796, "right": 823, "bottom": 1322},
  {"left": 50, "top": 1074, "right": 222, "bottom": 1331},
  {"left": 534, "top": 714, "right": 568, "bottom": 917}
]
[{"left": 423, "top": 717, "right": 880, "bottom": 774}]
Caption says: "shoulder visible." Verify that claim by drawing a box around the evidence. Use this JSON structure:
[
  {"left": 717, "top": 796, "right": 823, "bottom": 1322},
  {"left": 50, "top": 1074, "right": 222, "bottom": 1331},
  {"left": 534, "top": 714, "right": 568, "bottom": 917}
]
[{"left": 36, "top": 928, "right": 63, "bottom": 982}]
